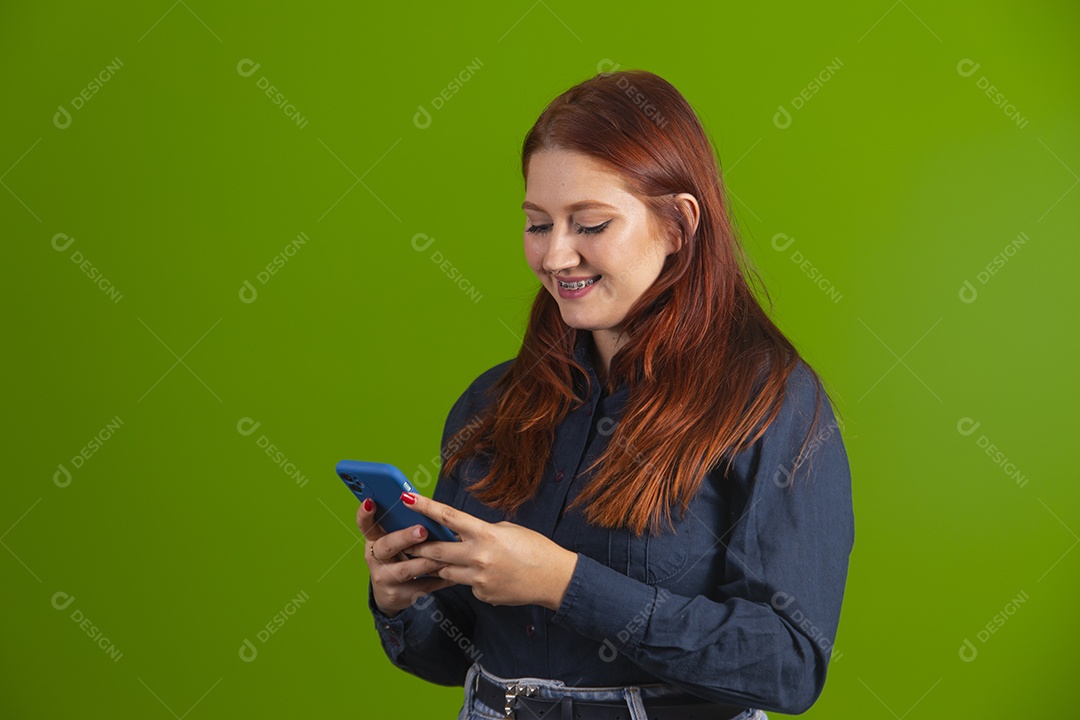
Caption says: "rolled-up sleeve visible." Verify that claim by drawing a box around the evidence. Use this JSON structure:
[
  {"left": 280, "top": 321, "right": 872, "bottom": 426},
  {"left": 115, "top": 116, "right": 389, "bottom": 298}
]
[{"left": 550, "top": 363, "right": 855, "bottom": 714}]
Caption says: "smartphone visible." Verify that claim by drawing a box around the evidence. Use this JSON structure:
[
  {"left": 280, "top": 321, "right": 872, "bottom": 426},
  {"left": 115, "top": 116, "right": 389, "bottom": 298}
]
[{"left": 336, "top": 460, "right": 459, "bottom": 543}]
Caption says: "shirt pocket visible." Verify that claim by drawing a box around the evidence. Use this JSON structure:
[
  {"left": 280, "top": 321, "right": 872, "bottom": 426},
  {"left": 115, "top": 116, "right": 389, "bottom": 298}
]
[{"left": 572, "top": 513, "right": 693, "bottom": 585}]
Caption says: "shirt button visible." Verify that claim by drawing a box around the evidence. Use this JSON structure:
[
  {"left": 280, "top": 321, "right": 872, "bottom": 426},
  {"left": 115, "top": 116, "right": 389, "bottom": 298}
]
[
  {"left": 555, "top": 470, "right": 564, "bottom": 482},
  {"left": 525, "top": 623, "right": 536, "bottom": 638}
]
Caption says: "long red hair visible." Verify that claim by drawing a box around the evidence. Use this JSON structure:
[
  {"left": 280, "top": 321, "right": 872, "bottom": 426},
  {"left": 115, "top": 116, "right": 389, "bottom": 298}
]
[{"left": 441, "top": 69, "right": 838, "bottom": 535}]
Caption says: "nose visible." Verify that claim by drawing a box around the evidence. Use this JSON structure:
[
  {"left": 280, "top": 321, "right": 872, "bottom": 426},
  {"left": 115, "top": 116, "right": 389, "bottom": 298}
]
[{"left": 541, "top": 226, "right": 581, "bottom": 275}]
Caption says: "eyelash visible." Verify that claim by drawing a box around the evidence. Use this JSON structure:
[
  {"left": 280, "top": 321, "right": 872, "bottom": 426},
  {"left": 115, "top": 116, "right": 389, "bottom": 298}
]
[{"left": 526, "top": 220, "right": 611, "bottom": 236}]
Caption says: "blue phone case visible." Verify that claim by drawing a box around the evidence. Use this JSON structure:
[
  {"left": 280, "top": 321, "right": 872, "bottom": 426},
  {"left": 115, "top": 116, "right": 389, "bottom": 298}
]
[{"left": 336, "top": 460, "right": 459, "bottom": 543}]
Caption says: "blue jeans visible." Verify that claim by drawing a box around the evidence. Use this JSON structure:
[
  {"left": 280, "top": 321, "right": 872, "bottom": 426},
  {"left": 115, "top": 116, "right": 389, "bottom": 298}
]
[{"left": 457, "top": 661, "right": 768, "bottom": 720}]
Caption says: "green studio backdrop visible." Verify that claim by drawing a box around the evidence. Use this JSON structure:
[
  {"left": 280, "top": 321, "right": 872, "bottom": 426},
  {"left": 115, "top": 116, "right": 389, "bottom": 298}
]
[{"left": 2, "top": 1, "right": 1077, "bottom": 717}]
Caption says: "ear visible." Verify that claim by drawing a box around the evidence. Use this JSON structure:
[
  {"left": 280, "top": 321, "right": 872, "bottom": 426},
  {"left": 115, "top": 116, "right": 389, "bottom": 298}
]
[{"left": 665, "top": 192, "right": 700, "bottom": 254}]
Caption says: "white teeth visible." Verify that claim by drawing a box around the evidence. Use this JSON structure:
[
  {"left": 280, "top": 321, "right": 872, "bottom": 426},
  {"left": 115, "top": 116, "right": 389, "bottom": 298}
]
[{"left": 558, "top": 276, "right": 599, "bottom": 290}]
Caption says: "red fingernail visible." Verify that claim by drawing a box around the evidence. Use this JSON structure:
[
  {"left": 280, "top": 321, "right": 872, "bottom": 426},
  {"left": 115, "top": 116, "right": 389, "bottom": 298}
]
[
  {"left": 362, "top": 498, "right": 374, "bottom": 512},
  {"left": 401, "top": 492, "right": 416, "bottom": 505}
]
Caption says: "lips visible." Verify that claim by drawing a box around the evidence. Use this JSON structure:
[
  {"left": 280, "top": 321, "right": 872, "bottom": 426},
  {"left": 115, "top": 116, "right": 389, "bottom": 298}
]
[{"left": 556, "top": 275, "right": 601, "bottom": 290}]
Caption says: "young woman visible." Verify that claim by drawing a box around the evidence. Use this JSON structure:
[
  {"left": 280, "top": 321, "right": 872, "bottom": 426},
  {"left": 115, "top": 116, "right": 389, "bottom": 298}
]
[{"left": 358, "top": 69, "right": 855, "bottom": 720}]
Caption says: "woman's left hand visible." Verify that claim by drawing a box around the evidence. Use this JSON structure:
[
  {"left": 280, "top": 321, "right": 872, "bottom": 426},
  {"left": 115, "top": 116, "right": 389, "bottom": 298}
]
[{"left": 401, "top": 491, "right": 578, "bottom": 611}]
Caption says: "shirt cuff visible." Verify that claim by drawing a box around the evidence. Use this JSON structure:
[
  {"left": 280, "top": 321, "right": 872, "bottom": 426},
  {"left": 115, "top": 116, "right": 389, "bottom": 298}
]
[
  {"left": 550, "top": 552, "right": 658, "bottom": 655},
  {"left": 367, "top": 579, "right": 415, "bottom": 657}
]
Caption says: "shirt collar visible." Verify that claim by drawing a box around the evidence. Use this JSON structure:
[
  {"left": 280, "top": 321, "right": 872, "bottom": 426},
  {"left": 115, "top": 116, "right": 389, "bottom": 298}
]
[
  {"left": 571, "top": 331, "right": 630, "bottom": 410},
  {"left": 572, "top": 330, "right": 593, "bottom": 371}
]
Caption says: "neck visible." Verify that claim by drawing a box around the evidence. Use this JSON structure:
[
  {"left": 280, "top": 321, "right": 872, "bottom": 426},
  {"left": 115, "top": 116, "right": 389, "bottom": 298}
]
[{"left": 589, "top": 328, "right": 625, "bottom": 385}]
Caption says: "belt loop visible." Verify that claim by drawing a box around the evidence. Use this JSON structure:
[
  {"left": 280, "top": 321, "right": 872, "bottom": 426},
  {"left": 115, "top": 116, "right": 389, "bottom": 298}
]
[
  {"left": 461, "top": 663, "right": 479, "bottom": 720},
  {"left": 558, "top": 695, "right": 572, "bottom": 720},
  {"left": 623, "top": 686, "right": 648, "bottom": 720}
]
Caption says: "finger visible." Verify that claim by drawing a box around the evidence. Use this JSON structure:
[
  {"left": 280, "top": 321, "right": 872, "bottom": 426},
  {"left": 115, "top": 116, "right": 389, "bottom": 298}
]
[
  {"left": 430, "top": 561, "right": 468, "bottom": 588},
  {"left": 356, "top": 499, "right": 387, "bottom": 542},
  {"left": 398, "top": 575, "right": 458, "bottom": 599},
  {"left": 374, "top": 556, "right": 452, "bottom": 584},
  {"left": 375, "top": 574, "right": 458, "bottom": 614},
  {"left": 401, "top": 491, "right": 483, "bottom": 538},
  {"left": 372, "top": 524, "right": 433, "bottom": 564},
  {"left": 408, "top": 539, "right": 469, "bottom": 566}
]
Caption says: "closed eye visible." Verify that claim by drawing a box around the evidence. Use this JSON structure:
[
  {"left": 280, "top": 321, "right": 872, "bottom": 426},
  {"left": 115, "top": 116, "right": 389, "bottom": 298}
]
[
  {"left": 577, "top": 220, "right": 611, "bottom": 235},
  {"left": 525, "top": 220, "right": 612, "bottom": 235}
]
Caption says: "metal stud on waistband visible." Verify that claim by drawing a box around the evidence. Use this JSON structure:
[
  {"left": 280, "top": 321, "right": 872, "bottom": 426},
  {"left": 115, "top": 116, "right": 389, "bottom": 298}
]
[{"left": 504, "top": 682, "right": 538, "bottom": 716}]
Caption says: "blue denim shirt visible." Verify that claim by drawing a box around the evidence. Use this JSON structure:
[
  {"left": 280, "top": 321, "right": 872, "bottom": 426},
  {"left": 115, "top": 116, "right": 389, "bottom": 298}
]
[{"left": 367, "top": 332, "right": 854, "bottom": 715}]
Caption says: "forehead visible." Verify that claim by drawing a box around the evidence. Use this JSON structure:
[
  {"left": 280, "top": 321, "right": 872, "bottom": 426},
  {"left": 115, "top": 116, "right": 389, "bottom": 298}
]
[{"left": 524, "top": 149, "right": 634, "bottom": 209}]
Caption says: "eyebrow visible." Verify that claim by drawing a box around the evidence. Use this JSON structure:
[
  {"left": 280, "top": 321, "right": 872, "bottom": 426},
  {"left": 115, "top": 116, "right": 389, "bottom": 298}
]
[{"left": 521, "top": 200, "right": 618, "bottom": 213}]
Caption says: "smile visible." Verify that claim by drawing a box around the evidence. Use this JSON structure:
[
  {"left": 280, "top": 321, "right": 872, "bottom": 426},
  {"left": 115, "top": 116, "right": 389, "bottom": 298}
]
[{"left": 557, "top": 275, "right": 601, "bottom": 290}]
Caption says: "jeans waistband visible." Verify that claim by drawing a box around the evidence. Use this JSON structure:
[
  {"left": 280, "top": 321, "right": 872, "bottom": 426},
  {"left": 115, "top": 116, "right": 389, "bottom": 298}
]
[
  {"left": 470, "top": 660, "right": 689, "bottom": 701},
  {"left": 462, "top": 661, "right": 760, "bottom": 720}
]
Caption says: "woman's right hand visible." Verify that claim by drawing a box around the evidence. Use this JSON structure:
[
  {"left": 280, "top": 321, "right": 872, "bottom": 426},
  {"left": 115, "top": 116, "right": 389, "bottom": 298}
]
[{"left": 357, "top": 499, "right": 457, "bottom": 616}]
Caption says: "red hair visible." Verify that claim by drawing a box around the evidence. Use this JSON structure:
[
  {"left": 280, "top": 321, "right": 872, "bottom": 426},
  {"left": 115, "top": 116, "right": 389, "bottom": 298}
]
[{"left": 441, "top": 69, "right": 838, "bottom": 535}]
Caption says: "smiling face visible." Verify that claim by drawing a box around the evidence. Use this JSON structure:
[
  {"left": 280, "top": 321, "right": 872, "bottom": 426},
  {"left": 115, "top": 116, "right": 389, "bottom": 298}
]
[{"left": 522, "top": 149, "right": 678, "bottom": 361}]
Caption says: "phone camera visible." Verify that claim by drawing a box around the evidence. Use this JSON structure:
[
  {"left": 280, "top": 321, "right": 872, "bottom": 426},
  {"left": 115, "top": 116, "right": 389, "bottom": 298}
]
[{"left": 341, "top": 474, "right": 365, "bottom": 493}]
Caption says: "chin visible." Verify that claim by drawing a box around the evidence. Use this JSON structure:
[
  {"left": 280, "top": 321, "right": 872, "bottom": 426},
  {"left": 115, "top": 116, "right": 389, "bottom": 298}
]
[{"left": 556, "top": 310, "right": 603, "bottom": 332}]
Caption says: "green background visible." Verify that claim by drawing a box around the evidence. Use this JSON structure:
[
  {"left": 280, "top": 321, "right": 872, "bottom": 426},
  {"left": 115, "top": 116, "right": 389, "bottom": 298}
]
[{"left": 3, "top": 1, "right": 1077, "bottom": 717}]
